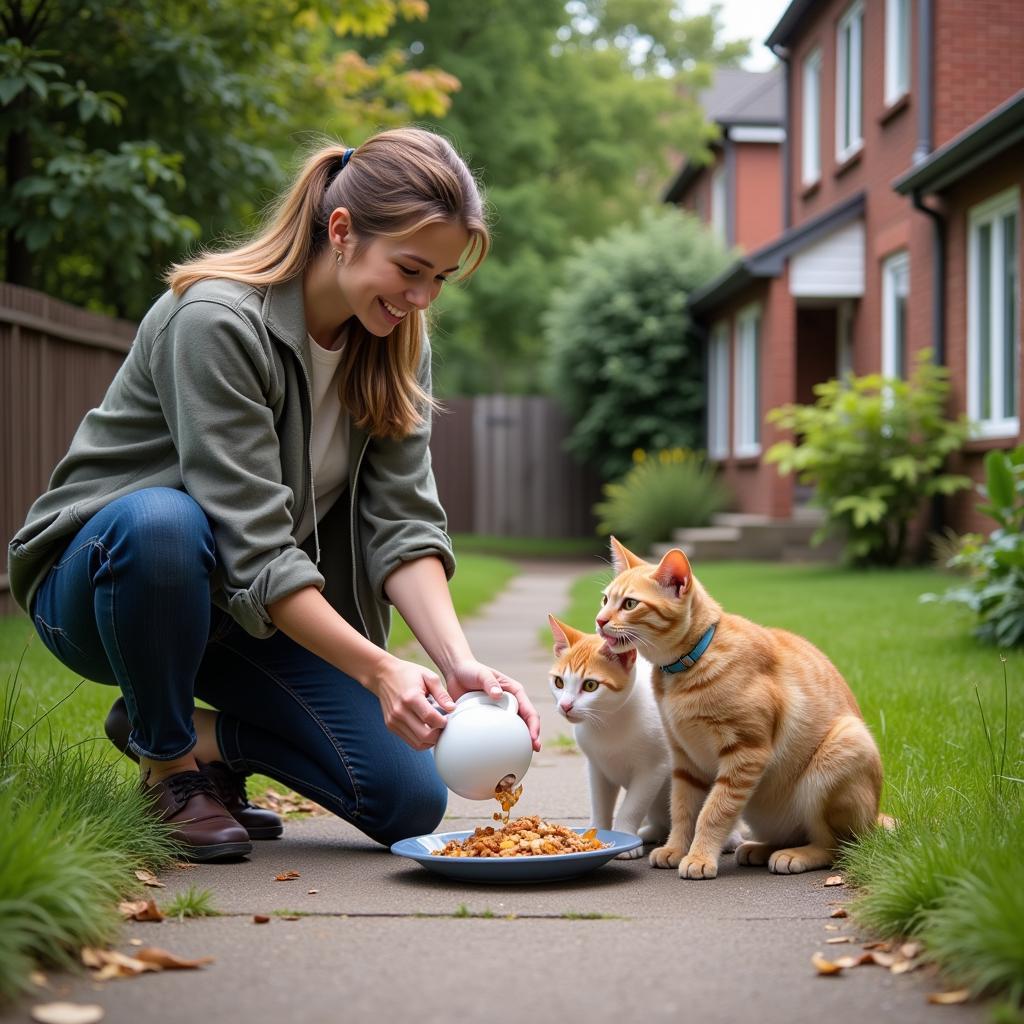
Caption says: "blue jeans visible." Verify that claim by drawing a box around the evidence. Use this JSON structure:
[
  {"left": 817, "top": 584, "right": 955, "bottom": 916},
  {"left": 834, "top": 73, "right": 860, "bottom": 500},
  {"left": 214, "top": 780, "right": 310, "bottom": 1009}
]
[{"left": 30, "top": 486, "right": 447, "bottom": 846}]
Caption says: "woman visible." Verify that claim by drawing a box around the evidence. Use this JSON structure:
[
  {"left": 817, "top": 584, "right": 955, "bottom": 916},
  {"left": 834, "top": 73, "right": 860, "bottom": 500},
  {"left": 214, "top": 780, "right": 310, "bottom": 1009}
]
[{"left": 8, "top": 127, "right": 541, "bottom": 861}]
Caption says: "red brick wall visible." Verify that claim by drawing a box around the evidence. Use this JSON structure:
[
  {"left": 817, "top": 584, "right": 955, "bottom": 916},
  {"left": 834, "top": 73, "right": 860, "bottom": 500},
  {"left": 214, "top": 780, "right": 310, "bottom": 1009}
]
[
  {"left": 934, "top": 0, "right": 1024, "bottom": 148},
  {"left": 675, "top": 152, "right": 720, "bottom": 228},
  {"left": 735, "top": 142, "right": 784, "bottom": 251}
]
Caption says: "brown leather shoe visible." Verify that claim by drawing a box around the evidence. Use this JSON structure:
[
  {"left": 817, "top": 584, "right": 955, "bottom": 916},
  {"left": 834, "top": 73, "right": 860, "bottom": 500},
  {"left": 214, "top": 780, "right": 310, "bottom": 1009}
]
[
  {"left": 105, "top": 697, "right": 283, "bottom": 841},
  {"left": 143, "top": 769, "right": 252, "bottom": 862}
]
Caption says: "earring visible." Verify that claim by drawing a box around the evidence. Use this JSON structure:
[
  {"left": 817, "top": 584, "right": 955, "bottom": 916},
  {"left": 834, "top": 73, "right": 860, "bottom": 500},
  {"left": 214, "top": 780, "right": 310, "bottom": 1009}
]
[{"left": 333, "top": 248, "right": 344, "bottom": 266}]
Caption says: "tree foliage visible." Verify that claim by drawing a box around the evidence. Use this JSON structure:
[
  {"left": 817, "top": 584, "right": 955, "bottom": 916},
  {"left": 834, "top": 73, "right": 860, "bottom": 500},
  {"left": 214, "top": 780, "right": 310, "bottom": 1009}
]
[
  {"left": 544, "top": 206, "right": 731, "bottom": 481},
  {"left": 767, "top": 352, "right": 972, "bottom": 566},
  {"left": 0, "top": 0, "right": 458, "bottom": 316}
]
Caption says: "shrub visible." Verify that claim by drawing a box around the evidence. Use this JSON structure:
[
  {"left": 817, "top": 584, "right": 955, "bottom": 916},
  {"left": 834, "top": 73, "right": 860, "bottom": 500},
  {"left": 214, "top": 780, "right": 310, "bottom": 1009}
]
[
  {"left": 766, "top": 351, "right": 971, "bottom": 565},
  {"left": 594, "top": 448, "right": 731, "bottom": 553},
  {"left": 924, "top": 447, "right": 1024, "bottom": 647},
  {"left": 543, "top": 207, "right": 732, "bottom": 481}
]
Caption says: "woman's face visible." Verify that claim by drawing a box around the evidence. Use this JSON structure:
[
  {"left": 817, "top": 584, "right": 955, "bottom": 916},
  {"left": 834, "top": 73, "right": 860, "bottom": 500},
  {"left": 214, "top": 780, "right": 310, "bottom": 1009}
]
[{"left": 332, "top": 216, "right": 470, "bottom": 337}]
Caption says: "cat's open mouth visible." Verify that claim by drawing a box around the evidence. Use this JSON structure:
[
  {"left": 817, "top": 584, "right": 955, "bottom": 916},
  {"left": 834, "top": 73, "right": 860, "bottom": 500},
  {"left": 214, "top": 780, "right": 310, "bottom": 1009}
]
[{"left": 599, "top": 630, "right": 635, "bottom": 654}]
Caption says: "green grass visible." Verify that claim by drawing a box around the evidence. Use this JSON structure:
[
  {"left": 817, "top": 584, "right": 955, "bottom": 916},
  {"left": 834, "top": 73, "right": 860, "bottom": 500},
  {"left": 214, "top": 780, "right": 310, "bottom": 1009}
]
[
  {"left": 162, "top": 886, "right": 218, "bottom": 922},
  {"left": 558, "top": 560, "right": 1024, "bottom": 1010}
]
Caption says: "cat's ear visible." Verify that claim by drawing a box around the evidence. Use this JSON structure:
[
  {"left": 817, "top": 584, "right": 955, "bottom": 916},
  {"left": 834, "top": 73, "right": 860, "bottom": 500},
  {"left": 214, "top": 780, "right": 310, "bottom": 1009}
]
[
  {"left": 609, "top": 536, "right": 646, "bottom": 575},
  {"left": 653, "top": 548, "right": 692, "bottom": 597},
  {"left": 548, "top": 614, "right": 583, "bottom": 656},
  {"left": 601, "top": 643, "right": 637, "bottom": 671}
]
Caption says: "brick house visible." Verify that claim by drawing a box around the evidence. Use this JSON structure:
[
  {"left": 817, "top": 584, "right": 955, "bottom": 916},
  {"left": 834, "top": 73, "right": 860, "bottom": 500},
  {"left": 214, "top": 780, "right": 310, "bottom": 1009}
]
[{"left": 680, "top": 0, "right": 1024, "bottom": 535}]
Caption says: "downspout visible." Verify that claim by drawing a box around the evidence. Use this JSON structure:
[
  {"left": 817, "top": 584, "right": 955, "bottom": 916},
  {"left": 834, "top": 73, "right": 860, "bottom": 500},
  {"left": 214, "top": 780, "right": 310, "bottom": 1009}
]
[{"left": 724, "top": 134, "right": 737, "bottom": 247}]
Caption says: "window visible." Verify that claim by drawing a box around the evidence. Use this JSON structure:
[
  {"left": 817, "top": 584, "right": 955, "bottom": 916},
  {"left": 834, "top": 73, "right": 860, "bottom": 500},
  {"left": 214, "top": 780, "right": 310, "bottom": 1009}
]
[
  {"left": 836, "top": 2, "right": 864, "bottom": 161},
  {"left": 882, "top": 252, "right": 910, "bottom": 379},
  {"left": 885, "top": 0, "right": 911, "bottom": 105},
  {"left": 802, "top": 48, "right": 822, "bottom": 186},
  {"left": 710, "top": 165, "right": 727, "bottom": 243},
  {"left": 733, "top": 305, "right": 761, "bottom": 457},
  {"left": 708, "top": 323, "right": 730, "bottom": 459},
  {"left": 969, "top": 189, "right": 1020, "bottom": 437}
]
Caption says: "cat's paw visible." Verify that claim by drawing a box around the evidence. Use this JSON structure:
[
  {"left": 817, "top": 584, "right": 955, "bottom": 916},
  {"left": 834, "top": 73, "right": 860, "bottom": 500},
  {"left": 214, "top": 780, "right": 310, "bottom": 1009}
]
[
  {"left": 649, "top": 845, "right": 684, "bottom": 869},
  {"left": 678, "top": 853, "right": 718, "bottom": 880},
  {"left": 616, "top": 845, "right": 645, "bottom": 860},
  {"left": 768, "top": 846, "right": 832, "bottom": 874},
  {"left": 637, "top": 824, "right": 665, "bottom": 844},
  {"left": 735, "top": 841, "right": 775, "bottom": 867}
]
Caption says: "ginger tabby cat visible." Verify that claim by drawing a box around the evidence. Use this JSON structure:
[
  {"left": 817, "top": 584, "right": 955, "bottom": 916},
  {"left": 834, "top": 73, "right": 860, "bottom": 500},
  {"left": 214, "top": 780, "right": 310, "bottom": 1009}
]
[{"left": 597, "top": 537, "right": 884, "bottom": 880}]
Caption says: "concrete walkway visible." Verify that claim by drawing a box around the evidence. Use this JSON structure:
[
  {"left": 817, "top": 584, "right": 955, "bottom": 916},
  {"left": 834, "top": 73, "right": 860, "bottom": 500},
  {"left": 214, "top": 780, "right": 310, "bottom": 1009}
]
[{"left": 4, "top": 561, "right": 985, "bottom": 1024}]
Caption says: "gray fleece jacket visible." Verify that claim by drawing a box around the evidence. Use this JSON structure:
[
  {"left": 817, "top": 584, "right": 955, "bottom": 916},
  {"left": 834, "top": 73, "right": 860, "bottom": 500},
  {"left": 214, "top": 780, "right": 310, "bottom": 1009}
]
[{"left": 7, "top": 274, "right": 455, "bottom": 647}]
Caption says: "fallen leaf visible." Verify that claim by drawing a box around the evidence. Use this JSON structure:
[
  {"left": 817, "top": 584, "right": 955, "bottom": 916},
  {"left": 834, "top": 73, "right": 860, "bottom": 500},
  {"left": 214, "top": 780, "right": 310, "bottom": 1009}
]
[
  {"left": 81, "top": 948, "right": 158, "bottom": 980},
  {"left": 274, "top": 870, "right": 301, "bottom": 881},
  {"left": 252, "top": 790, "right": 326, "bottom": 816},
  {"left": 29, "top": 971, "right": 48, "bottom": 988},
  {"left": 927, "top": 989, "right": 970, "bottom": 1006},
  {"left": 900, "top": 941, "right": 922, "bottom": 959},
  {"left": 825, "top": 924, "right": 840, "bottom": 931},
  {"left": 833, "top": 955, "right": 861, "bottom": 969},
  {"left": 865, "top": 951, "right": 898, "bottom": 968},
  {"left": 826, "top": 936, "right": 852, "bottom": 944},
  {"left": 30, "top": 1003, "right": 104, "bottom": 1024},
  {"left": 830, "top": 908, "right": 848, "bottom": 919},
  {"left": 133, "top": 870, "right": 165, "bottom": 889},
  {"left": 128, "top": 940, "right": 143, "bottom": 947},
  {"left": 118, "top": 900, "right": 164, "bottom": 923},
  {"left": 862, "top": 940, "right": 893, "bottom": 952},
  {"left": 890, "top": 960, "right": 920, "bottom": 975},
  {"left": 306, "top": 889, "right": 319, "bottom": 895},
  {"left": 253, "top": 915, "right": 270, "bottom": 924},
  {"left": 173, "top": 862, "right": 197, "bottom": 870},
  {"left": 279, "top": 915, "right": 301, "bottom": 921},
  {"left": 824, "top": 875, "right": 844, "bottom": 887},
  {"left": 134, "top": 947, "right": 214, "bottom": 970},
  {"left": 811, "top": 952, "right": 844, "bottom": 975}
]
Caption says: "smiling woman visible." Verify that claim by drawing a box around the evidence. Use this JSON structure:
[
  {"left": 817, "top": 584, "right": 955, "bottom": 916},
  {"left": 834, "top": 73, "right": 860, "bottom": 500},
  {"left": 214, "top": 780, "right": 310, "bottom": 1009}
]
[{"left": 7, "top": 127, "right": 543, "bottom": 866}]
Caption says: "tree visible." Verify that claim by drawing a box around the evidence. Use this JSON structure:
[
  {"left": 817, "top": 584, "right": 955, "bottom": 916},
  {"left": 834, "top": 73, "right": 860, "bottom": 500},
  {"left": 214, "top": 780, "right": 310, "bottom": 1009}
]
[
  {"left": 544, "top": 206, "right": 732, "bottom": 481},
  {"left": 1, "top": 0, "right": 459, "bottom": 316},
  {"left": 369, "top": 0, "right": 749, "bottom": 394}
]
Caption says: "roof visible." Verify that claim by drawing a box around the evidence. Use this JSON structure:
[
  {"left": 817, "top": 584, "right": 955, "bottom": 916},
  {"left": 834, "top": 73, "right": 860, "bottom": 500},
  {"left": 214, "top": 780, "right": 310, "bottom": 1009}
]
[
  {"left": 688, "top": 192, "right": 866, "bottom": 316},
  {"left": 663, "top": 67, "right": 784, "bottom": 203},
  {"left": 765, "top": 0, "right": 823, "bottom": 52},
  {"left": 894, "top": 89, "right": 1024, "bottom": 195}
]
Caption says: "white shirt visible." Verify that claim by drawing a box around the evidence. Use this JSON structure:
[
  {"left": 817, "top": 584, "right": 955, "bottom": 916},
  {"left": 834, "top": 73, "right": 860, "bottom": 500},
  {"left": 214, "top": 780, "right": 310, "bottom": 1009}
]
[{"left": 294, "top": 334, "right": 350, "bottom": 544}]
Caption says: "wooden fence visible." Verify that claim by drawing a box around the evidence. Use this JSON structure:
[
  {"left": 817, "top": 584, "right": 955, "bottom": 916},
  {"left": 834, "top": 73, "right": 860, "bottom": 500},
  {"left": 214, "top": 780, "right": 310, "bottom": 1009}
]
[{"left": 1, "top": 286, "right": 599, "bottom": 614}]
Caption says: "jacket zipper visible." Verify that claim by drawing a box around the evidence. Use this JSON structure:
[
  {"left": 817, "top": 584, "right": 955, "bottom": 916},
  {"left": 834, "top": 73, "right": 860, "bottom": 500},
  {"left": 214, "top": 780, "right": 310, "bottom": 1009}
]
[
  {"left": 294, "top": 351, "right": 321, "bottom": 565},
  {"left": 349, "top": 435, "right": 370, "bottom": 636}
]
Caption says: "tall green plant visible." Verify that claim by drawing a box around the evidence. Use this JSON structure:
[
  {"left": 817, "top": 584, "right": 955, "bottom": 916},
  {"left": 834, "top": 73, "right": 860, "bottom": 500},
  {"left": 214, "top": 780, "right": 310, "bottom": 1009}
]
[
  {"left": 924, "top": 447, "right": 1024, "bottom": 647},
  {"left": 766, "top": 351, "right": 971, "bottom": 565}
]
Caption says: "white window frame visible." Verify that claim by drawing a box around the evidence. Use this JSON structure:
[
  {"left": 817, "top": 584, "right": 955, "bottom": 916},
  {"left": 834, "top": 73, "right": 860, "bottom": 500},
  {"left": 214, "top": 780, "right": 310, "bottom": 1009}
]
[
  {"left": 710, "top": 165, "right": 727, "bottom": 243},
  {"left": 836, "top": 2, "right": 864, "bottom": 162},
  {"left": 733, "top": 304, "right": 762, "bottom": 458},
  {"left": 884, "top": 0, "right": 911, "bottom": 105},
  {"left": 882, "top": 251, "right": 910, "bottom": 379},
  {"left": 968, "top": 187, "right": 1020, "bottom": 438},
  {"left": 708, "top": 322, "right": 731, "bottom": 460},
  {"left": 802, "top": 48, "right": 822, "bottom": 186}
]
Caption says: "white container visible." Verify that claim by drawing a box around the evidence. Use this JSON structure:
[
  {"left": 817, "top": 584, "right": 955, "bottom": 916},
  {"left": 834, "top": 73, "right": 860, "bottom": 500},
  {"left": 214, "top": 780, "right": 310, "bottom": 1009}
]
[{"left": 433, "top": 691, "right": 533, "bottom": 801}]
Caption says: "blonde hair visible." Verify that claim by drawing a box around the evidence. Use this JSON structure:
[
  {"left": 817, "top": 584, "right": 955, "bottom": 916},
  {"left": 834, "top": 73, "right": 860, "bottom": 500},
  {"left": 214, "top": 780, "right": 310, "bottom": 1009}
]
[{"left": 167, "top": 128, "right": 489, "bottom": 438}]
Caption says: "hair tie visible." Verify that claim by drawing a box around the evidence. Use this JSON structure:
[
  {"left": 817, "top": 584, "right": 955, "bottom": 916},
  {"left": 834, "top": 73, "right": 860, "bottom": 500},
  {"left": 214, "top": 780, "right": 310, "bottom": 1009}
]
[{"left": 341, "top": 147, "right": 355, "bottom": 169}]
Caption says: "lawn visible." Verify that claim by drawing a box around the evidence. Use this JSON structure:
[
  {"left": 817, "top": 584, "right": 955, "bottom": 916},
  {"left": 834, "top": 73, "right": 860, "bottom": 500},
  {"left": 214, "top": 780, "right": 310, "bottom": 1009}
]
[{"left": 556, "top": 560, "right": 1024, "bottom": 1010}]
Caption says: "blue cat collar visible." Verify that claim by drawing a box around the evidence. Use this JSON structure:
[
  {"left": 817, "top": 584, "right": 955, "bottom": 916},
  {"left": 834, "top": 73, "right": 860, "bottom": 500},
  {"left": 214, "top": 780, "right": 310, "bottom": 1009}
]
[{"left": 660, "top": 623, "right": 717, "bottom": 674}]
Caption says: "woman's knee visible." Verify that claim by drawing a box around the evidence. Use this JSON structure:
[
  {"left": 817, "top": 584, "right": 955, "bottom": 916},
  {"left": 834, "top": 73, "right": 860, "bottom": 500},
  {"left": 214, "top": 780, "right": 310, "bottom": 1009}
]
[{"left": 97, "top": 487, "right": 215, "bottom": 584}]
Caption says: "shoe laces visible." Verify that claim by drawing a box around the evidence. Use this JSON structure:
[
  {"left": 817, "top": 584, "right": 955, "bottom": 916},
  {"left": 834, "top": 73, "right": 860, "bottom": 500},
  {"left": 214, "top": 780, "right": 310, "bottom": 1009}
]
[
  {"left": 165, "top": 770, "right": 218, "bottom": 803},
  {"left": 203, "top": 761, "right": 250, "bottom": 807}
]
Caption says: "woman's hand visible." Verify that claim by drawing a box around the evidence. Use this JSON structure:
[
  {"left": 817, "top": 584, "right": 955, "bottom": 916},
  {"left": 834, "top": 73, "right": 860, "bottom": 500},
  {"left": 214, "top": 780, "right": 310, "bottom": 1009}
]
[
  {"left": 444, "top": 659, "right": 542, "bottom": 752},
  {"left": 366, "top": 655, "right": 456, "bottom": 751}
]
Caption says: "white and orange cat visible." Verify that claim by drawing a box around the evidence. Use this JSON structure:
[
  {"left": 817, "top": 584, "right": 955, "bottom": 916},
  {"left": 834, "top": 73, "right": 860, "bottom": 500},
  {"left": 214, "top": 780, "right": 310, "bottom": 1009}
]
[
  {"left": 547, "top": 616, "right": 672, "bottom": 858},
  {"left": 596, "top": 536, "right": 885, "bottom": 880}
]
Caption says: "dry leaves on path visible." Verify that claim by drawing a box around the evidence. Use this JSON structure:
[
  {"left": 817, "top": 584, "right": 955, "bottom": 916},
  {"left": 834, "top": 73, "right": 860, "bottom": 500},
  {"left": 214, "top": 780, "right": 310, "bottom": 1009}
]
[
  {"left": 824, "top": 875, "right": 844, "bottom": 887},
  {"left": 253, "top": 915, "right": 270, "bottom": 924},
  {"left": 118, "top": 899, "right": 164, "bottom": 922},
  {"left": 274, "top": 870, "right": 301, "bottom": 881},
  {"left": 133, "top": 870, "right": 165, "bottom": 888},
  {"left": 812, "top": 940, "right": 929, "bottom": 978},
  {"left": 830, "top": 908, "right": 848, "bottom": 918},
  {"left": 927, "top": 990, "right": 971, "bottom": 1005},
  {"left": 81, "top": 945, "right": 213, "bottom": 982},
  {"left": 30, "top": 1003, "right": 104, "bottom": 1024},
  {"left": 252, "top": 789, "right": 327, "bottom": 816}
]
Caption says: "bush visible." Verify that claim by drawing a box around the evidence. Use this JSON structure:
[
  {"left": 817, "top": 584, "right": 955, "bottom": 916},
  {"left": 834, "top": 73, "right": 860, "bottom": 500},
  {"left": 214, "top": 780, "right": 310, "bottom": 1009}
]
[
  {"left": 543, "top": 207, "right": 732, "bottom": 481},
  {"left": 924, "top": 447, "right": 1024, "bottom": 647},
  {"left": 594, "top": 448, "right": 731, "bottom": 553},
  {"left": 766, "top": 351, "right": 971, "bottom": 565}
]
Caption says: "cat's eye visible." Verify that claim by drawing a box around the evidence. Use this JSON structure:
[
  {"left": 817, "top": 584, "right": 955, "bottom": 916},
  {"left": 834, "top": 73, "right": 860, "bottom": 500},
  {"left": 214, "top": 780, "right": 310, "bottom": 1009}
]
[
  {"left": 582, "top": 679, "right": 600, "bottom": 692},
  {"left": 600, "top": 594, "right": 608, "bottom": 605},
  {"left": 622, "top": 597, "right": 638, "bottom": 611},
  {"left": 552, "top": 676, "right": 564, "bottom": 689}
]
